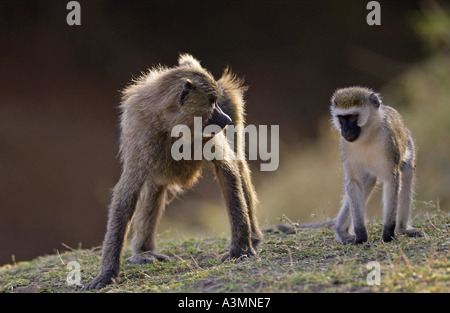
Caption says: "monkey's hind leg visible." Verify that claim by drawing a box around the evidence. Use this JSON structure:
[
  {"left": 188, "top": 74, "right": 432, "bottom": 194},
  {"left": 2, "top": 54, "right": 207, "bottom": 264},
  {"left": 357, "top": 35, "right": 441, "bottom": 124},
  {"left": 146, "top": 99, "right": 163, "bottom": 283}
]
[
  {"left": 381, "top": 171, "right": 401, "bottom": 242},
  {"left": 127, "top": 180, "right": 170, "bottom": 264},
  {"left": 334, "top": 198, "right": 355, "bottom": 244},
  {"left": 396, "top": 162, "right": 423, "bottom": 238}
]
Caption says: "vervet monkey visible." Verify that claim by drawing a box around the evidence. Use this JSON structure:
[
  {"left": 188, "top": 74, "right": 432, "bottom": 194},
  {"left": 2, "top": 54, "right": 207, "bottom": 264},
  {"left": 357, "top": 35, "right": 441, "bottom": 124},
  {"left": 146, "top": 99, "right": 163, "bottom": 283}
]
[
  {"left": 293, "top": 87, "right": 423, "bottom": 244},
  {"left": 329, "top": 86, "right": 423, "bottom": 244},
  {"left": 82, "top": 54, "right": 262, "bottom": 290}
]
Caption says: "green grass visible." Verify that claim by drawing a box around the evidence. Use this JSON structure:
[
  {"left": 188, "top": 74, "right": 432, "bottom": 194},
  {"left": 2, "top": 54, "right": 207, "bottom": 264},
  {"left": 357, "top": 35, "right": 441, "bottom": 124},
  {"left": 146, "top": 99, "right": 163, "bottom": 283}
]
[{"left": 1, "top": 209, "right": 448, "bottom": 293}]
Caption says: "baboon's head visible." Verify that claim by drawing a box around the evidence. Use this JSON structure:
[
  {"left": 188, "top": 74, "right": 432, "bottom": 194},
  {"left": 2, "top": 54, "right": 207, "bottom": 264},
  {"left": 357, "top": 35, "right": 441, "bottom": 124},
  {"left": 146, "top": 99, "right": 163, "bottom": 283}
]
[
  {"left": 164, "top": 54, "right": 232, "bottom": 137},
  {"left": 330, "top": 86, "right": 381, "bottom": 142}
]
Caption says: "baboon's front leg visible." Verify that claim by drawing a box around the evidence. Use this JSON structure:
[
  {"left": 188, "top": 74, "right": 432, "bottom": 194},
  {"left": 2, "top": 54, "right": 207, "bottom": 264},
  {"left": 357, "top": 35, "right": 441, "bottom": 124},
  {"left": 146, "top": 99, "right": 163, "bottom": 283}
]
[
  {"left": 82, "top": 168, "right": 146, "bottom": 291},
  {"left": 238, "top": 160, "right": 263, "bottom": 249},
  {"left": 213, "top": 161, "right": 254, "bottom": 261}
]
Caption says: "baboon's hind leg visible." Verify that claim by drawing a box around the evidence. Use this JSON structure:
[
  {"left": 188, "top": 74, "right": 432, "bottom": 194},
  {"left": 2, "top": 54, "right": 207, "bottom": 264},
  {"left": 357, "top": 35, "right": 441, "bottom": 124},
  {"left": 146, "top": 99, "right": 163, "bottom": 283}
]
[{"left": 127, "top": 180, "right": 170, "bottom": 264}]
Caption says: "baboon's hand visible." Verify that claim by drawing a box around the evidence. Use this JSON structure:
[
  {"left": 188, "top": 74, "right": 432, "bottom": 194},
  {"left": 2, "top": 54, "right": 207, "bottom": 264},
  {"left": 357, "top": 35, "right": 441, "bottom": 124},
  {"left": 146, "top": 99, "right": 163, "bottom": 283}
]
[{"left": 81, "top": 270, "right": 118, "bottom": 291}]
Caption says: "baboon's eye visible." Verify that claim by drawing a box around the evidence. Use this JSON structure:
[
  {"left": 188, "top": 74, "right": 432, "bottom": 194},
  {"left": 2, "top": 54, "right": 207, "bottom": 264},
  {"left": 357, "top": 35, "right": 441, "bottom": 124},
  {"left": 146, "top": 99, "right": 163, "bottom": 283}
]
[
  {"left": 349, "top": 114, "right": 358, "bottom": 120},
  {"left": 178, "top": 80, "right": 193, "bottom": 106},
  {"left": 209, "top": 95, "right": 217, "bottom": 105}
]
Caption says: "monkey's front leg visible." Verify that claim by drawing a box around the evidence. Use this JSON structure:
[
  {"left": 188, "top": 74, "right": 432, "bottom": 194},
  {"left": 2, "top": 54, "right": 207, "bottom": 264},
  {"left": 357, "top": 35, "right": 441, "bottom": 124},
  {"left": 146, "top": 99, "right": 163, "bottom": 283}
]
[
  {"left": 346, "top": 179, "right": 368, "bottom": 244},
  {"left": 336, "top": 173, "right": 377, "bottom": 244},
  {"left": 213, "top": 162, "right": 254, "bottom": 261}
]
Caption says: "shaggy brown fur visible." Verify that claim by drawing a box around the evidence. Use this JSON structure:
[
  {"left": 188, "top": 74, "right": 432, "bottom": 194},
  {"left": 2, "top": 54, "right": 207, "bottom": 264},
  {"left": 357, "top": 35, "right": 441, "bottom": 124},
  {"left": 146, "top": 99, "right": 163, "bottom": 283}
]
[{"left": 82, "top": 54, "right": 262, "bottom": 290}]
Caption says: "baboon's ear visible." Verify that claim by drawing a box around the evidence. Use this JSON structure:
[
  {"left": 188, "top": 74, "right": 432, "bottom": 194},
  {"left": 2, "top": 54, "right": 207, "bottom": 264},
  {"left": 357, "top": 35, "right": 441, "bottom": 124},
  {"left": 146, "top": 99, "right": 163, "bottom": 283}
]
[
  {"left": 178, "top": 54, "right": 202, "bottom": 68},
  {"left": 369, "top": 93, "right": 381, "bottom": 109},
  {"left": 179, "top": 80, "right": 193, "bottom": 106}
]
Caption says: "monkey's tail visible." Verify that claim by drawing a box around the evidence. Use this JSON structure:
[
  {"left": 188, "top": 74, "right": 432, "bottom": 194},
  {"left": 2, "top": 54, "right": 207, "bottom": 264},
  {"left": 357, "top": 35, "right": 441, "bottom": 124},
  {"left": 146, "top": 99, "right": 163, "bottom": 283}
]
[
  {"left": 265, "top": 218, "right": 337, "bottom": 234},
  {"left": 297, "top": 218, "right": 337, "bottom": 229}
]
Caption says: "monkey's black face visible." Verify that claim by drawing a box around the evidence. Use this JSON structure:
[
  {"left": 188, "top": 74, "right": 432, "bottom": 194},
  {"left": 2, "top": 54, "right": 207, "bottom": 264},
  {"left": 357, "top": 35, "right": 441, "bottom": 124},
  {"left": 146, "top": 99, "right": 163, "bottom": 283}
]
[{"left": 338, "top": 114, "right": 361, "bottom": 142}]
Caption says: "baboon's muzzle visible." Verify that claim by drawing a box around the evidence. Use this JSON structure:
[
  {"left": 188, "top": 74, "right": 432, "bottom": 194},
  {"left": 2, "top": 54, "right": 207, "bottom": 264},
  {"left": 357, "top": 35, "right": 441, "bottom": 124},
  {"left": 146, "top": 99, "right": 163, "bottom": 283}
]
[{"left": 209, "top": 105, "right": 232, "bottom": 130}]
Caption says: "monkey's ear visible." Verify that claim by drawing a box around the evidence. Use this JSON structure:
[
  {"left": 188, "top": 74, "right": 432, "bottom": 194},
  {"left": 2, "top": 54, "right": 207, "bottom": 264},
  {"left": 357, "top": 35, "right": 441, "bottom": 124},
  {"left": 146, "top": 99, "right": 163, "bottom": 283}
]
[
  {"left": 179, "top": 80, "right": 193, "bottom": 106},
  {"left": 369, "top": 93, "right": 381, "bottom": 109}
]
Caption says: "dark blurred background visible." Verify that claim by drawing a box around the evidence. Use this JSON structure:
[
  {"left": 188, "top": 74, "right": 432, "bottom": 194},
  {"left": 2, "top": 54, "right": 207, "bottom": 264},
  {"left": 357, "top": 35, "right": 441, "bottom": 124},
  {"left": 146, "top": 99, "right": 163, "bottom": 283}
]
[{"left": 1, "top": 0, "right": 448, "bottom": 265}]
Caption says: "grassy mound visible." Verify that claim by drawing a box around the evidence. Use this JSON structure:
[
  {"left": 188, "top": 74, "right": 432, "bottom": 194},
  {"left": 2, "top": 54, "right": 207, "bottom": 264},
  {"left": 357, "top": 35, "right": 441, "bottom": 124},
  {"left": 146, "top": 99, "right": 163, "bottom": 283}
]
[{"left": 1, "top": 209, "right": 448, "bottom": 293}]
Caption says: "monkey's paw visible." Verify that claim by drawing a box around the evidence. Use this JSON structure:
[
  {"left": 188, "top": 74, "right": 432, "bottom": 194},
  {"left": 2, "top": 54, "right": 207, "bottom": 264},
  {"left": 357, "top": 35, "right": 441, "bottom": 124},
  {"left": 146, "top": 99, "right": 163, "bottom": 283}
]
[
  {"left": 81, "top": 270, "right": 118, "bottom": 291},
  {"left": 335, "top": 232, "right": 356, "bottom": 244},
  {"left": 399, "top": 228, "right": 424, "bottom": 238},
  {"left": 127, "top": 251, "right": 170, "bottom": 264}
]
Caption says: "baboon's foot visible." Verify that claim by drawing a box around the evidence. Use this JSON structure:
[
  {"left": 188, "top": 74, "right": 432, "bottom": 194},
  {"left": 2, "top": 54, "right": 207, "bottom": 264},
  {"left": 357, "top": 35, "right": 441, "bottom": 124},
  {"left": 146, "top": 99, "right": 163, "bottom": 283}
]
[
  {"left": 220, "top": 243, "right": 255, "bottom": 262},
  {"left": 127, "top": 251, "right": 170, "bottom": 264},
  {"left": 251, "top": 232, "right": 264, "bottom": 249}
]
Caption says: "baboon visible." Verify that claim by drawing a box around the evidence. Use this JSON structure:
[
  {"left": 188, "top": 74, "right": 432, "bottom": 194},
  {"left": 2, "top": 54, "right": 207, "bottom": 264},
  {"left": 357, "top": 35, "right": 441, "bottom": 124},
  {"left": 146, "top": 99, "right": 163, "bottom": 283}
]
[{"left": 82, "top": 54, "right": 262, "bottom": 290}]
